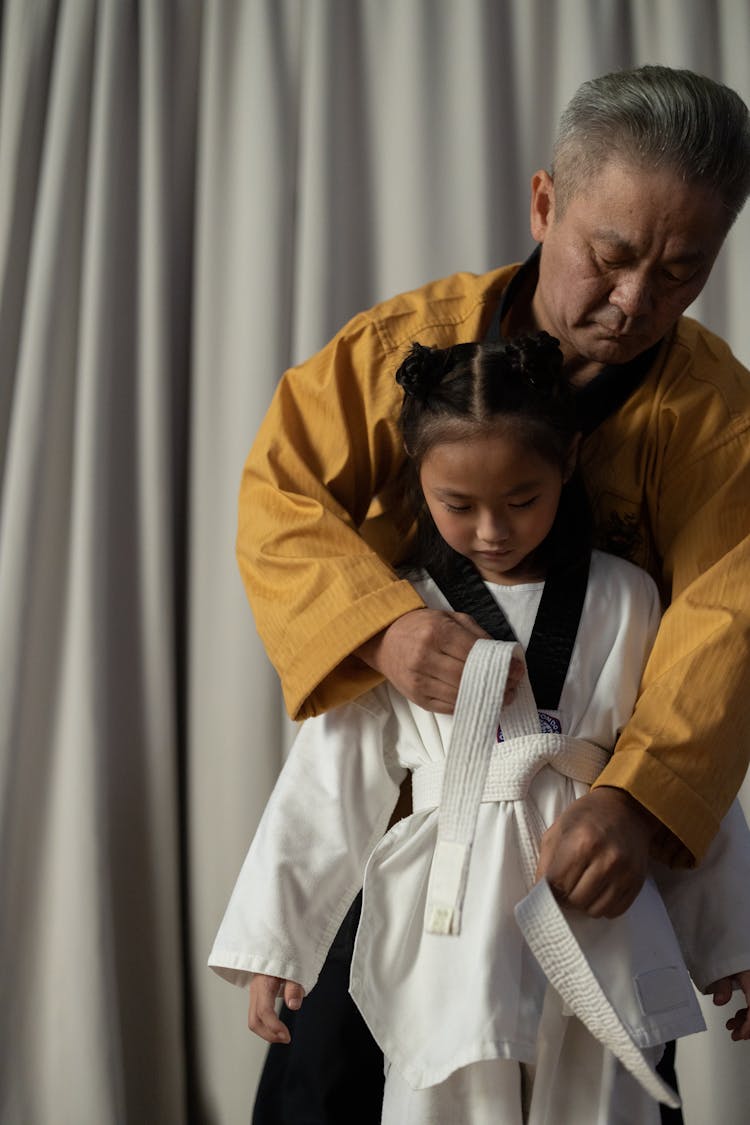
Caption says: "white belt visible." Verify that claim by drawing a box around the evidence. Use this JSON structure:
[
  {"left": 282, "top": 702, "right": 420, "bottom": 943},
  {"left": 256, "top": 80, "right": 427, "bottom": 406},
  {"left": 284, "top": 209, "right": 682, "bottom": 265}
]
[
  {"left": 412, "top": 735, "right": 609, "bottom": 811},
  {"left": 421, "top": 638, "right": 680, "bottom": 1110}
]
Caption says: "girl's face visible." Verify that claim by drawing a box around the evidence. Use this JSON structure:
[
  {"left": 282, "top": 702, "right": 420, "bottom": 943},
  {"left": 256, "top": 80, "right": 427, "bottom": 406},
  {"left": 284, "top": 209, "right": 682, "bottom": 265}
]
[{"left": 419, "top": 427, "right": 574, "bottom": 585}]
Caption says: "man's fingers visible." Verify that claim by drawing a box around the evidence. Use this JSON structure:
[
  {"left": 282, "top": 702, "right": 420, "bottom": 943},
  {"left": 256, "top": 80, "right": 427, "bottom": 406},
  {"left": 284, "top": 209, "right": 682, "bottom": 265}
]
[
  {"left": 400, "top": 614, "right": 485, "bottom": 709},
  {"left": 419, "top": 619, "right": 519, "bottom": 708},
  {"left": 535, "top": 789, "right": 654, "bottom": 919},
  {"left": 555, "top": 842, "right": 643, "bottom": 917},
  {"left": 358, "top": 609, "right": 487, "bottom": 711},
  {"left": 536, "top": 814, "right": 591, "bottom": 892},
  {"left": 502, "top": 657, "right": 524, "bottom": 706},
  {"left": 452, "top": 612, "right": 492, "bottom": 640},
  {"left": 358, "top": 608, "right": 521, "bottom": 713},
  {"left": 565, "top": 873, "right": 640, "bottom": 919},
  {"left": 408, "top": 664, "right": 465, "bottom": 713}
]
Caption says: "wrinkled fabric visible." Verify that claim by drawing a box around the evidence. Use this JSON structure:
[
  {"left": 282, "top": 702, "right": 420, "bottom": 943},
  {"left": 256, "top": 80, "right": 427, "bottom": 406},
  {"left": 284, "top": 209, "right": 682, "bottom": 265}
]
[{"left": 210, "top": 556, "right": 750, "bottom": 1105}]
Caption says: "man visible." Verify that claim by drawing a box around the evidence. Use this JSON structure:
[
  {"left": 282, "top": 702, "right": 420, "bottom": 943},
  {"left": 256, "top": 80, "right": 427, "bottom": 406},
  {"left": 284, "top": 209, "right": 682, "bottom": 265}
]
[{"left": 241, "top": 66, "right": 750, "bottom": 1120}]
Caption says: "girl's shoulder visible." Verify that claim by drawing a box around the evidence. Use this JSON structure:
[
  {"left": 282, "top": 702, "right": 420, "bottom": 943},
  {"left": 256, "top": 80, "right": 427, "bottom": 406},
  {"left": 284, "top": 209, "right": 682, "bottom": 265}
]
[
  {"left": 588, "top": 549, "right": 661, "bottom": 610},
  {"left": 589, "top": 548, "right": 655, "bottom": 584},
  {"left": 396, "top": 566, "right": 453, "bottom": 612}
]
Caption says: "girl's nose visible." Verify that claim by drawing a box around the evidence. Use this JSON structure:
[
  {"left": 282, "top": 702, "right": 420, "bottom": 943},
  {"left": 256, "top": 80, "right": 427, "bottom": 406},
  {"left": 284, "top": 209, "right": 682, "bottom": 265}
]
[{"left": 477, "top": 514, "right": 509, "bottom": 543}]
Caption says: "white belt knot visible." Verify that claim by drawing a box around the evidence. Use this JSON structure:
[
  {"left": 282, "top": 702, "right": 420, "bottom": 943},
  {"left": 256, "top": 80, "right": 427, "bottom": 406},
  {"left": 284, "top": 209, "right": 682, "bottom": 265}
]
[
  {"left": 416, "top": 730, "right": 608, "bottom": 897},
  {"left": 413, "top": 731, "right": 608, "bottom": 809}
]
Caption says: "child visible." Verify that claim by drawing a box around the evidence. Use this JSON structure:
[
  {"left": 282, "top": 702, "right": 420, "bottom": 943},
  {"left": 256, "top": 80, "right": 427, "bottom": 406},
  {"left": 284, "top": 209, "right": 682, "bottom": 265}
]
[{"left": 210, "top": 334, "right": 750, "bottom": 1124}]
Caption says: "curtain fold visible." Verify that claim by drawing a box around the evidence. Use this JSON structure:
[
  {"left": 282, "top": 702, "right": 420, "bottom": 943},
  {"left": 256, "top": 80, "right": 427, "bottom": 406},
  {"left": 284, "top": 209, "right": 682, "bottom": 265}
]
[
  {"left": 0, "top": 0, "right": 199, "bottom": 1120},
  {"left": 187, "top": 2, "right": 304, "bottom": 1119},
  {"left": 1, "top": 2, "right": 749, "bottom": 1122}
]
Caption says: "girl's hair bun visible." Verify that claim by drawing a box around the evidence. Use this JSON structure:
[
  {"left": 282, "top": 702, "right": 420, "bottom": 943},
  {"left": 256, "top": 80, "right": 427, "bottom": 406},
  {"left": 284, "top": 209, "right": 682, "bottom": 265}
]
[
  {"left": 395, "top": 342, "right": 449, "bottom": 402},
  {"left": 504, "top": 331, "right": 563, "bottom": 392}
]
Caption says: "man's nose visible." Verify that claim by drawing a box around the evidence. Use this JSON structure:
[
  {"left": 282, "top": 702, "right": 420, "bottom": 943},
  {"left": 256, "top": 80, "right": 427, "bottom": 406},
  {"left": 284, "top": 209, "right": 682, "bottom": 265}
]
[{"left": 609, "top": 271, "right": 654, "bottom": 318}]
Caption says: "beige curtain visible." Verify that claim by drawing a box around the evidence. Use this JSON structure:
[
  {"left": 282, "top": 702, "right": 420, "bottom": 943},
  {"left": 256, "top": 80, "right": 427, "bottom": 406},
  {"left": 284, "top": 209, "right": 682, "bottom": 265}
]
[{"left": 1, "top": 2, "right": 749, "bottom": 1122}]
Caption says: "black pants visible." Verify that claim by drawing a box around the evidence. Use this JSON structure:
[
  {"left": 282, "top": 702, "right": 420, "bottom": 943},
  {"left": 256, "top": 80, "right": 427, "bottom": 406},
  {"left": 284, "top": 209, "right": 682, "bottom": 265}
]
[
  {"left": 252, "top": 897, "right": 383, "bottom": 1125},
  {"left": 252, "top": 896, "right": 683, "bottom": 1124}
]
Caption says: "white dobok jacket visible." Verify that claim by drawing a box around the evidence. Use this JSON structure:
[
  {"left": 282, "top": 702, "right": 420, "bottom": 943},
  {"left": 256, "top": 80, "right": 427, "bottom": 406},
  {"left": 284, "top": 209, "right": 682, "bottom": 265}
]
[{"left": 209, "top": 552, "right": 750, "bottom": 1103}]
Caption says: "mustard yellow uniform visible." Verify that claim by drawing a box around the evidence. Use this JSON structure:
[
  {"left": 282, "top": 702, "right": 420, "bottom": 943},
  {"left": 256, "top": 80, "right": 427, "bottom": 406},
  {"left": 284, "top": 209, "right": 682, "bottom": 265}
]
[{"left": 238, "top": 263, "right": 750, "bottom": 861}]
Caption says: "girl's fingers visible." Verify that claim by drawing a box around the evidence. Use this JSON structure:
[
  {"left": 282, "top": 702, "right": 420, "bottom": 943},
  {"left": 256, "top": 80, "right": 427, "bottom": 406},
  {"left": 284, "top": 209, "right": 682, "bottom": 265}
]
[
  {"left": 248, "top": 976, "right": 291, "bottom": 1044},
  {"left": 284, "top": 981, "right": 305, "bottom": 1011},
  {"left": 711, "top": 978, "right": 733, "bottom": 1006},
  {"left": 726, "top": 1007, "right": 750, "bottom": 1040}
]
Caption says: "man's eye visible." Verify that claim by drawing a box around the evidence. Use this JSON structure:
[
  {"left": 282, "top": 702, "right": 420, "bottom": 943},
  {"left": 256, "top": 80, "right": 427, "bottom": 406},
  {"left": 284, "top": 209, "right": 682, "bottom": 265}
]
[
  {"left": 662, "top": 268, "right": 696, "bottom": 285},
  {"left": 594, "top": 251, "right": 625, "bottom": 270}
]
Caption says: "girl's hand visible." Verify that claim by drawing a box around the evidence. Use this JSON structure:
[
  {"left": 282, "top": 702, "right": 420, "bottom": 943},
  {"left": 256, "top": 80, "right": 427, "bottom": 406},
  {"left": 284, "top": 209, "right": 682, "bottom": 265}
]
[
  {"left": 710, "top": 971, "right": 750, "bottom": 1041},
  {"left": 248, "top": 974, "right": 305, "bottom": 1044}
]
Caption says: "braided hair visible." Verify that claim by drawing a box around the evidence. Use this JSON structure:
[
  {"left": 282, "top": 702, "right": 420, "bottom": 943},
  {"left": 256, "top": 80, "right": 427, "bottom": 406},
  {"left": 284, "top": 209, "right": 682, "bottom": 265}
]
[{"left": 394, "top": 332, "right": 591, "bottom": 574}]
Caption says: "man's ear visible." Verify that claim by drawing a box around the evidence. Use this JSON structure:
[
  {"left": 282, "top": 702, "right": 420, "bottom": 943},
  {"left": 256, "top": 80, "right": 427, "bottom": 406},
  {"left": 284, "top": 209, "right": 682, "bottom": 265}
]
[
  {"left": 530, "top": 170, "right": 556, "bottom": 242},
  {"left": 563, "top": 433, "right": 581, "bottom": 482}
]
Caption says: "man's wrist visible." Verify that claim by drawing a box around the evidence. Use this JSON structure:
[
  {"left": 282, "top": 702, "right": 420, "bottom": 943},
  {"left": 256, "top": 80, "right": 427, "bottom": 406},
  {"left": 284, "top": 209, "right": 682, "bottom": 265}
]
[
  {"left": 355, "top": 627, "right": 388, "bottom": 672},
  {"left": 592, "top": 785, "right": 660, "bottom": 839},
  {"left": 593, "top": 785, "right": 691, "bottom": 866}
]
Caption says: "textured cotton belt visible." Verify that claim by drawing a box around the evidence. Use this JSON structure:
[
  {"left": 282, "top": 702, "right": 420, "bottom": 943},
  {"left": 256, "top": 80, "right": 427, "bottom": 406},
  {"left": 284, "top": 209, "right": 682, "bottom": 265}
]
[{"left": 420, "top": 638, "right": 681, "bottom": 1110}]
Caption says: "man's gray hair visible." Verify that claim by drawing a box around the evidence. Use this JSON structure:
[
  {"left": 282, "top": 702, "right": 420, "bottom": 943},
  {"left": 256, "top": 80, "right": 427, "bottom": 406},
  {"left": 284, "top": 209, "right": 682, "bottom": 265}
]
[{"left": 552, "top": 65, "right": 750, "bottom": 227}]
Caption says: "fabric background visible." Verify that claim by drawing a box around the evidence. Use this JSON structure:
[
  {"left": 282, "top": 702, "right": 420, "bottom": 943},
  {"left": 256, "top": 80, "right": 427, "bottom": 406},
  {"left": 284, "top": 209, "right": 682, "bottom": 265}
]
[{"left": 0, "top": 1, "right": 749, "bottom": 1121}]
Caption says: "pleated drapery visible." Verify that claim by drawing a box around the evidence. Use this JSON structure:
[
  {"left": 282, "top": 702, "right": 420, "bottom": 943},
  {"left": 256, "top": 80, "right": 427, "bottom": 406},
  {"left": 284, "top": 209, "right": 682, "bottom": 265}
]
[{"left": 1, "top": 3, "right": 749, "bottom": 1122}]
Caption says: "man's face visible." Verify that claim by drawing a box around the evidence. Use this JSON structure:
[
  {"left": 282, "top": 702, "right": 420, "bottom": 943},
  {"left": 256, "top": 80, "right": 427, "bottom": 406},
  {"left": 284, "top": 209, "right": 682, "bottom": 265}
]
[{"left": 529, "top": 160, "right": 729, "bottom": 377}]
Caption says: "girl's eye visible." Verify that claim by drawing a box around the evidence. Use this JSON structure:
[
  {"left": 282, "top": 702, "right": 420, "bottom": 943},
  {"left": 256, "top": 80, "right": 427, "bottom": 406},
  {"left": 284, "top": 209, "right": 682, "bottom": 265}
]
[
  {"left": 443, "top": 502, "right": 471, "bottom": 514},
  {"left": 509, "top": 496, "right": 538, "bottom": 510}
]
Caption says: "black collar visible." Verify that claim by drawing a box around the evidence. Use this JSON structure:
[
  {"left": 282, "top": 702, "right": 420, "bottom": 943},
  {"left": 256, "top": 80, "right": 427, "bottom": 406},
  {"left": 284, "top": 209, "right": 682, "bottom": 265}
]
[{"left": 427, "top": 544, "right": 590, "bottom": 710}]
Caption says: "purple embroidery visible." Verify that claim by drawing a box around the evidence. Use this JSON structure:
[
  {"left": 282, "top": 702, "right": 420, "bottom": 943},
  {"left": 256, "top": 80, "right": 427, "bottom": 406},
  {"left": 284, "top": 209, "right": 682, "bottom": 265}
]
[{"left": 497, "top": 711, "right": 562, "bottom": 743}]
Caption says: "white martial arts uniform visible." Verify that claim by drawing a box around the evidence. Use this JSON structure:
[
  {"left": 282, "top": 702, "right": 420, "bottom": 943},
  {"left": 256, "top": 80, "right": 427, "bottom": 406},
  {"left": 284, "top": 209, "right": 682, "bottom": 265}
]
[{"left": 210, "top": 552, "right": 750, "bottom": 1124}]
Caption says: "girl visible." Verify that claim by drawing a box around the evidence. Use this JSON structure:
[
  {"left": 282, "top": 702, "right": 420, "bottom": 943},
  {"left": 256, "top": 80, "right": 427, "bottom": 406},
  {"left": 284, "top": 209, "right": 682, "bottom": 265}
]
[{"left": 210, "top": 334, "right": 750, "bottom": 1124}]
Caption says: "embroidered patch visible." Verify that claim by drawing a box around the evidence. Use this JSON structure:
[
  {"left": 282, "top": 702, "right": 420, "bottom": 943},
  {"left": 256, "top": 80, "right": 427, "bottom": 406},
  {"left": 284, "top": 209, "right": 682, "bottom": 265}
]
[
  {"left": 539, "top": 711, "right": 562, "bottom": 734},
  {"left": 597, "top": 510, "right": 643, "bottom": 564},
  {"left": 497, "top": 711, "right": 562, "bottom": 742}
]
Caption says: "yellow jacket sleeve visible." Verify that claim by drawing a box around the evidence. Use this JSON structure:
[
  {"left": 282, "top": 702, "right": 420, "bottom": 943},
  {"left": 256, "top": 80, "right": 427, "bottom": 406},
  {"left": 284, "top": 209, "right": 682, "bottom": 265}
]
[
  {"left": 585, "top": 319, "right": 750, "bottom": 860},
  {"left": 237, "top": 268, "right": 512, "bottom": 719}
]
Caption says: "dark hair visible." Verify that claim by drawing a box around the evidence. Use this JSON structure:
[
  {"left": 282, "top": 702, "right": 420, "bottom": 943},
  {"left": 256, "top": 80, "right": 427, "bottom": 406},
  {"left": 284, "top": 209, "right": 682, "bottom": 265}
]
[
  {"left": 395, "top": 332, "right": 591, "bottom": 575},
  {"left": 553, "top": 65, "right": 750, "bottom": 227}
]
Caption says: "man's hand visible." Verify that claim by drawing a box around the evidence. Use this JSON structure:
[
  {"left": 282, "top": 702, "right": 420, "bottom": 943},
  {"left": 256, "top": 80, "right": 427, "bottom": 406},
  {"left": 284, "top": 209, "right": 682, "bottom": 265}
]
[
  {"left": 358, "top": 608, "right": 523, "bottom": 714},
  {"left": 710, "top": 972, "right": 750, "bottom": 1041},
  {"left": 248, "top": 974, "right": 304, "bottom": 1044},
  {"left": 536, "top": 786, "right": 660, "bottom": 918}
]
